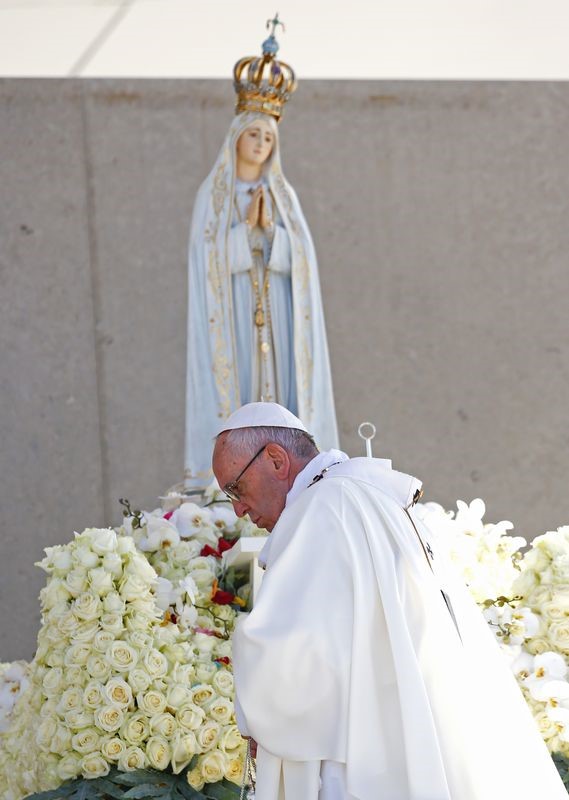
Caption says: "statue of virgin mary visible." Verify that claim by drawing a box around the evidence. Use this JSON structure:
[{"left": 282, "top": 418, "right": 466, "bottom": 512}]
[{"left": 184, "top": 19, "right": 339, "bottom": 489}]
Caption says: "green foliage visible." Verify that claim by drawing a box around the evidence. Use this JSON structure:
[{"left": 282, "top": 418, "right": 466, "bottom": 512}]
[
  {"left": 553, "top": 753, "right": 569, "bottom": 791},
  {"left": 23, "top": 768, "right": 240, "bottom": 800}
]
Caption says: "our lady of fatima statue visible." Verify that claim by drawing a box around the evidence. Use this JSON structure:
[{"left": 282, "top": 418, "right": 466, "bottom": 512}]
[{"left": 184, "top": 17, "right": 339, "bottom": 489}]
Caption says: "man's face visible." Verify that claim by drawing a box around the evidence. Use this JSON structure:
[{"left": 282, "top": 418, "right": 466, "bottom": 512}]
[{"left": 212, "top": 435, "right": 289, "bottom": 532}]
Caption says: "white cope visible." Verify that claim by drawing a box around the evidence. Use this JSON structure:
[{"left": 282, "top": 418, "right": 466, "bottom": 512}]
[{"left": 232, "top": 450, "right": 567, "bottom": 800}]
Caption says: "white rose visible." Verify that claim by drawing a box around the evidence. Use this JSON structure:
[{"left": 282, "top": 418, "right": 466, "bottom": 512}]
[
  {"left": 224, "top": 754, "right": 245, "bottom": 785},
  {"left": 126, "top": 608, "right": 158, "bottom": 630},
  {"left": 102, "top": 552, "right": 124, "bottom": 577},
  {"left": 72, "top": 545, "right": 100, "bottom": 570},
  {"left": 57, "top": 753, "right": 82, "bottom": 781},
  {"left": 87, "top": 654, "right": 112, "bottom": 682},
  {"left": 52, "top": 548, "right": 73, "bottom": 573},
  {"left": 88, "top": 567, "right": 114, "bottom": 596},
  {"left": 171, "top": 731, "right": 198, "bottom": 774},
  {"left": 126, "top": 552, "right": 158, "bottom": 582},
  {"left": 150, "top": 711, "right": 178, "bottom": 739},
  {"left": 120, "top": 711, "right": 150, "bottom": 745},
  {"left": 118, "top": 745, "right": 147, "bottom": 771},
  {"left": 212, "top": 670, "right": 234, "bottom": 698},
  {"left": 195, "top": 662, "right": 217, "bottom": 684},
  {"left": 127, "top": 631, "right": 154, "bottom": 652},
  {"left": 100, "top": 613, "right": 125, "bottom": 635},
  {"left": 171, "top": 663, "right": 195, "bottom": 685},
  {"left": 117, "top": 536, "right": 137, "bottom": 555},
  {"left": 176, "top": 703, "right": 205, "bottom": 731},
  {"left": 87, "top": 528, "right": 118, "bottom": 555},
  {"left": 534, "top": 710, "right": 560, "bottom": 741},
  {"left": 137, "top": 689, "right": 167, "bottom": 716},
  {"left": 127, "top": 668, "right": 153, "bottom": 694},
  {"left": 44, "top": 648, "right": 65, "bottom": 670},
  {"left": 199, "top": 750, "right": 226, "bottom": 783},
  {"left": 56, "top": 687, "right": 83, "bottom": 715},
  {"left": 64, "top": 643, "right": 91, "bottom": 667},
  {"left": 73, "top": 592, "right": 102, "bottom": 622},
  {"left": 101, "top": 736, "right": 126, "bottom": 761},
  {"left": 40, "top": 579, "right": 71, "bottom": 610},
  {"left": 65, "top": 709, "right": 95, "bottom": 729},
  {"left": 193, "top": 633, "right": 217, "bottom": 654},
  {"left": 192, "top": 684, "right": 216, "bottom": 707},
  {"left": 95, "top": 704, "right": 125, "bottom": 733},
  {"left": 83, "top": 681, "right": 105, "bottom": 710},
  {"left": 71, "top": 726, "right": 101, "bottom": 754},
  {"left": 146, "top": 735, "right": 171, "bottom": 770},
  {"left": 81, "top": 753, "right": 110, "bottom": 779},
  {"left": 220, "top": 724, "right": 244, "bottom": 753},
  {"left": 548, "top": 621, "right": 569, "bottom": 653},
  {"left": 73, "top": 620, "right": 100, "bottom": 643},
  {"left": 143, "top": 649, "right": 168, "bottom": 679},
  {"left": 187, "top": 765, "right": 205, "bottom": 791},
  {"left": 36, "top": 715, "right": 57, "bottom": 748},
  {"left": 49, "top": 724, "right": 72, "bottom": 755},
  {"left": 206, "top": 697, "right": 234, "bottom": 725},
  {"left": 196, "top": 720, "right": 220, "bottom": 751},
  {"left": 171, "top": 541, "right": 202, "bottom": 566},
  {"left": 526, "top": 636, "right": 555, "bottom": 656},
  {"left": 104, "top": 677, "right": 133, "bottom": 708},
  {"left": 65, "top": 568, "right": 89, "bottom": 597},
  {"left": 552, "top": 556, "right": 569, "bottom": 583},
  {"left": 103, "top": 591, "right": 126, "bottom": 614},
  {"left": 166, "top": 684, "right": 194, "bottom": 709},
  {"left": 42, "top": 668, "right": 64, "bottom": 698},
  {"left": 65, "top": 665, "right": 89, "bottom": 688},
  {"left": 120, "top": 574, "right": 151, "bottom": 602},
  {"left": 542, "top": 594, "right": 569, "bottom": 620},
  {"left": 213, "top": 640, "right": 232, "bottom": 659},
  {"left": 93, "top": 630, "right": 115, "bottom": 653},
  {"left": 108, "top": 641, "right": 139, "bottom": 672}
]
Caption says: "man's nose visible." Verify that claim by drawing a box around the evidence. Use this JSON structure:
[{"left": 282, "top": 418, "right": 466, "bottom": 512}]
[{"left": 232, "top": 499, "right": 249, "bottom": 518}]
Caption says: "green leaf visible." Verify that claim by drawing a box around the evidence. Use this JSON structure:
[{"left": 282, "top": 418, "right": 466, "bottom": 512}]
[
  {"left": 202, "top": 780, "right": 241, "bottom": 800},
  {"left": 122, "top": 785, "right": 172, "bottom": 799}
]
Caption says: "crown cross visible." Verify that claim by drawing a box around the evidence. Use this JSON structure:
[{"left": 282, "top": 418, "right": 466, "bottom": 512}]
[{"left": 266, "top": 13, "right": 285, "bottom": 38}]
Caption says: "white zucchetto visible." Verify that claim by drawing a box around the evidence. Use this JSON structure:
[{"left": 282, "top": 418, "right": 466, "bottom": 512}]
[{"left": 216, "top": 402, "right": 309, "bottom": 436}]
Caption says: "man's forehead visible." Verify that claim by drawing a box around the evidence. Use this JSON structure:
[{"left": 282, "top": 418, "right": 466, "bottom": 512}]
[{"left": 212, "top": 433, "right": 241, "bottom": 472}]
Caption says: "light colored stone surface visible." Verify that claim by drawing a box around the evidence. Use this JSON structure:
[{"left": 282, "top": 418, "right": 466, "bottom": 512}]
[
  {"left": 1, "top": 79, "right": 569, "bottom": 659},
  {"left": 0, "top": 80, "right": 104, "bottom": 658}
]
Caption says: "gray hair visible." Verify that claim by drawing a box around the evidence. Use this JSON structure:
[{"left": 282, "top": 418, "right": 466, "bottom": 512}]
[{"left": 221, "top": 426, "right": 318, "bottom": 460}]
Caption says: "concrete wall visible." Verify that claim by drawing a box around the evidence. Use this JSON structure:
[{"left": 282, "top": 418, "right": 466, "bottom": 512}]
[{"left": 1, "top": 79, "right": 568, "bottom": 659}]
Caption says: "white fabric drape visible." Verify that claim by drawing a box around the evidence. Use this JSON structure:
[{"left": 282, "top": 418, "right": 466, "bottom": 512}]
[{"left": 233, "top": 454, "right": 567, "bottom": 800}]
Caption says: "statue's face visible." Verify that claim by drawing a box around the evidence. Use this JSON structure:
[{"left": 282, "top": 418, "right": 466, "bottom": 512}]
[{"left": 236, "top": 119, "right": 275, "bottom": 168}]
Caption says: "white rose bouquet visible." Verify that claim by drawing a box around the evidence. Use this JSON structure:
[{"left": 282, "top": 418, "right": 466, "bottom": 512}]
[{"left": 0, "top": 496, "right": 267, "bottom": 800}]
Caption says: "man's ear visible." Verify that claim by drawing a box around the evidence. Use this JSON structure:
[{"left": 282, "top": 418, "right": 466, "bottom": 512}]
[{"left": 264, "top": 443, "right": 291, "bottom": 480}]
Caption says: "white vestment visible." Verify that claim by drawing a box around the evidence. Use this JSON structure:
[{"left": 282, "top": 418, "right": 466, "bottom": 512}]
[{"left": 232, "top": 451, "right": 567, "bottom": 800}]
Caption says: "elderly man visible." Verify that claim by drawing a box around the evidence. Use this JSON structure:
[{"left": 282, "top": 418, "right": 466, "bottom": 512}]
[{"left": 212, "top": 402, "right": 566, "bottom": 800}]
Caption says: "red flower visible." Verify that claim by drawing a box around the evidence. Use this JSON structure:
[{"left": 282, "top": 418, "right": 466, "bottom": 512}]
[{"left": 200, "top": 538, "right": 238, "bottom": 559}]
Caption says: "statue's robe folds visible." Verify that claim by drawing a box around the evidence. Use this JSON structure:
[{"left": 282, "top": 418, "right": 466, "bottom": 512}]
[{"left": 232, "top": 452, "right": 567, "bottom": 800}]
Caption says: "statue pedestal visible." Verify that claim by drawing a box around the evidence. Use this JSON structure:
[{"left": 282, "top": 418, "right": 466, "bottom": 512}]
[{"left": 222, "top": 537, "right": 267, "bottom": 607}]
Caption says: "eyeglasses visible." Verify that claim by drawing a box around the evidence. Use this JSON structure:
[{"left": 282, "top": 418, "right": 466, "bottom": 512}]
[{"left": 223, "top": 444, "right": 267, "bottom": 502}]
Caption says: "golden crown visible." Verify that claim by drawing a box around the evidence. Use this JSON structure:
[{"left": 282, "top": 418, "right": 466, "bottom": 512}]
[{"left": 233, "top": 14, "right": 298, "bottom": 122}]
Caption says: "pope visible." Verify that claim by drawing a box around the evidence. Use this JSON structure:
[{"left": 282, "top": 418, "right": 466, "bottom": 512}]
[{"left": 212, "top": 402, "right": 567, "bottom": 800}]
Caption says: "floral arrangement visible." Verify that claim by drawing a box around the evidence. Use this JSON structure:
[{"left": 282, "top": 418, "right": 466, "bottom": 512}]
[
  {"left": 2, "top": 494, "right": 569, "bottom": 797},
  {"left": 0, "top": 495, "right": 263, "bottom": 800},
  {"left": 418, "top": 500, "right": 569, "bottom": 786}
]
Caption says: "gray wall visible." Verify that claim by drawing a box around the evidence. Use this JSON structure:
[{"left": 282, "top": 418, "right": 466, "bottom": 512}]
[{"left": 1, "top": 79, "right": 568, "bottom": 660}]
